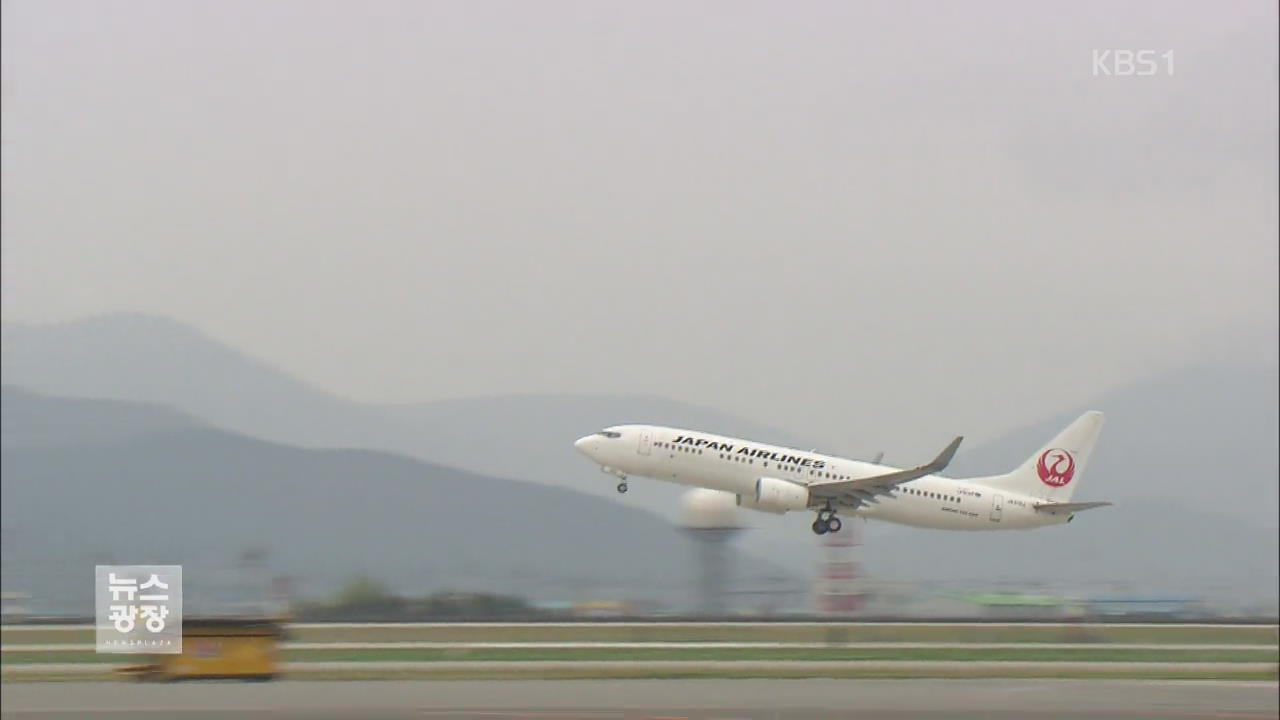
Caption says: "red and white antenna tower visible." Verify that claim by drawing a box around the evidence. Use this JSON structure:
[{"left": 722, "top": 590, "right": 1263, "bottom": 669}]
[{"left": 814, "top": 517, "right": 866, "bottom": 615}]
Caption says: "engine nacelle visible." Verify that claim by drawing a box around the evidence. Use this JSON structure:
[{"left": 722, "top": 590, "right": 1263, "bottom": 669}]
[{"left": 737, "top": 477, "right": 810, "bottom": 514}]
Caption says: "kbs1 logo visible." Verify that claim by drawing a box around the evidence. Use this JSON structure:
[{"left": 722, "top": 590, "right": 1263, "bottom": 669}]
[
  {"left": 95, "top": 565, "right": 183, "bottom": 654},
  {"left": 1092, "top": 49, "right": 1174, "bottom": 77},
  {"left": 1036, "top": 449, "right": 1076, "bottom": 488}
]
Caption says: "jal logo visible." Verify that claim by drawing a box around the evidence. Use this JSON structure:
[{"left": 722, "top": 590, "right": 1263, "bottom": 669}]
[{"left": 1036, "top": 449, "right": 1075, "bottom": 487}]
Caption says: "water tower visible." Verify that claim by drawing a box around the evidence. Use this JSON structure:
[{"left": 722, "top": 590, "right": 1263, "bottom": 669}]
[{"left": 677, "top": 489, "right": 744, "bottom": 616}]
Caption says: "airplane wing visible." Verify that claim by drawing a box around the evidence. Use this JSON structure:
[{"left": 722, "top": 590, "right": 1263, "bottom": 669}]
[
  {"left": 1033, "top": 501, "right": 1113, "bottom": 514},
  {"left": 808, "top": 436, "right": 963, "bottom": 506}
]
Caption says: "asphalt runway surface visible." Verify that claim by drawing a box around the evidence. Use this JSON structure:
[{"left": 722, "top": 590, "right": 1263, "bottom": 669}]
[{"left": 2, "top": 679, "right": 1277, "bottom": 719}]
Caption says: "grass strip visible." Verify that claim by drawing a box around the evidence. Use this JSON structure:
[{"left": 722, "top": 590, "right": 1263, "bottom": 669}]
[{"left": 6, "top": 624, "right": 1277, "bottom": 647}]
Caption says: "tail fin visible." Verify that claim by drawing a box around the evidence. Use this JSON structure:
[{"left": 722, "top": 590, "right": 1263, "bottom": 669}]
[{"left": 978, "top": 411, "right": 1104, "bottom": 502}]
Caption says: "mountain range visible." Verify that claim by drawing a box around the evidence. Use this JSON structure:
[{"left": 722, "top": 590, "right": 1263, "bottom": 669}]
[
  {"left": 2, "top": 313, "right": 1277, "bottom": 610},
  {"left": 2, "top": 387, "right": 800, "bottom": 615}
]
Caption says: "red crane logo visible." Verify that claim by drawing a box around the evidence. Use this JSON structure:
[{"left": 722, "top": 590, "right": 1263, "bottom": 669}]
[{"left": 1036, "top": 448, "right": 1075, "bottom": 487}]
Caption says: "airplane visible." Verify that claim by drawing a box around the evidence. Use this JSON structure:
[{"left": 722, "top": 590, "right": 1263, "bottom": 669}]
[{"left": 574, "top": 412, "right": 1109, "bottom": 534}]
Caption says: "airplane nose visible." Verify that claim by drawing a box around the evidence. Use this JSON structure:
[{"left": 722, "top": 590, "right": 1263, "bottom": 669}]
[{"left": 574, "top": 435, "right": 594, "bottom": 456}]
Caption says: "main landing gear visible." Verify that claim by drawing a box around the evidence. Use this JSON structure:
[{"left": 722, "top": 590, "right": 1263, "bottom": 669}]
[{"left": 811, "top": 509, "right": 842, "bottom": 535}]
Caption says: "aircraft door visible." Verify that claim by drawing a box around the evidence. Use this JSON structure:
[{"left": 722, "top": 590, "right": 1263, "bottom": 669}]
[
  {"left": 990, "top": 494, "right": 1004, "bottom": 523},
  {"left": 637, "top": 429, "right": 653, "bottom": 456}
]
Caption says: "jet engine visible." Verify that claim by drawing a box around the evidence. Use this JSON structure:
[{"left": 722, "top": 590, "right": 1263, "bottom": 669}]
[{"left": 737, "top": 477, "right": 810, "bottom": 514}]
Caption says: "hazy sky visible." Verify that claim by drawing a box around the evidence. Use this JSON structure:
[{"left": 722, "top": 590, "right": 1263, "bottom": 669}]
[{"left": 2, "top": 0, "right": 1277, "bottom": 450}]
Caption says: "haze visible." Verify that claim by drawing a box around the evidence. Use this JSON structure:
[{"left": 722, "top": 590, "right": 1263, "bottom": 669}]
[{"left": 2, "top": 0, "right": 1276, "bottom": 453}]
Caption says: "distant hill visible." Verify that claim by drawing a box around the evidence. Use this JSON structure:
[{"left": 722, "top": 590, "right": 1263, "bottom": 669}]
[
  {"left": 3, "top": 313, "right": 1277, "bottom": 605},
  {"left": 0, "top": 314, "right": 807, "bottom": 488},
  {"left": 0, "top": 314, "right": 817, "bottom": 558},
  {"left": 944, "top": 364, "right": 1280, "bottom": 513},
  {"left": 2, "top": 386, "right": 198, "bottom": 450},
  {"left": 860, "top": 498, "right": 1277, "bottom": 608},
  {"left": 0, "top": 389, "right": 796, "bottom": 615}
]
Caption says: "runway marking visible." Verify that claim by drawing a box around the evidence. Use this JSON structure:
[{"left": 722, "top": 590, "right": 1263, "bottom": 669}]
[
  {"left": 417, "top": 707, "right": 622, "bottom": 712},
  {"left": 1111, "top": 707, "right": 1280, "bottom": 712},
  {"left": 7, "top": 642, "right": 1277, "bottom": 652},
  {"left": 5, "top": 660, "right": 1278, "bottom": 674}
]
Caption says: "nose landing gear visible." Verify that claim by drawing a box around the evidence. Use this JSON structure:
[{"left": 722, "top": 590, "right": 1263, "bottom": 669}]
[
  {"left": 602, "top": 466, "right": 629, "bottom": 494},
  {"left": 811, "top": 509, "right": 842, "bottom": 535}
]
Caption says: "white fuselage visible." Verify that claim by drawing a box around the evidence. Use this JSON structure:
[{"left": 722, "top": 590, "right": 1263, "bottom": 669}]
[{"left": 574, "top": 425, "right": 1069, "bottom": 531}]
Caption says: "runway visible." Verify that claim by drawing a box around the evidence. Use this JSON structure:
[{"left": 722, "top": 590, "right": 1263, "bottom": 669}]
[{"left": 2, "top": 679, "right": 1277, "bottom": 719}]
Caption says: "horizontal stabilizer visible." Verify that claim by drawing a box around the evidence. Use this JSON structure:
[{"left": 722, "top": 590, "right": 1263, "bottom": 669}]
[{"left": 1033, "top": 501, "right": 1112, "bottom": 514}]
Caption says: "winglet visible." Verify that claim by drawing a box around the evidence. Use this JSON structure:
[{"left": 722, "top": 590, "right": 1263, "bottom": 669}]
[{"left": 930, "top": 436, "right": 964, "bottom": 473}]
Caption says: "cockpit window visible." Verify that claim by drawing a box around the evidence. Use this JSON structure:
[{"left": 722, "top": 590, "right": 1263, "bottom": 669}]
[{"left": 596, "top": 431, "right": 622, "bottom": 439}]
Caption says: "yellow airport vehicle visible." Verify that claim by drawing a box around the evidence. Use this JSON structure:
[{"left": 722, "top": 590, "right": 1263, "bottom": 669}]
[{"left": 117, "top": 618, "right": 284, "bottom": 681}]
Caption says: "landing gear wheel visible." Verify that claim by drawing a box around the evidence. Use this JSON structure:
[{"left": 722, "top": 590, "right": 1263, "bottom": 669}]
[
  {"left": 811, "top": 519, "right": 829, "bottom": 535},
  {"left": 616, "top": 482, "right": 628, "bottom": 494},
  {"left": 825, "top": 516, "right": 843, "bottom": 533}
]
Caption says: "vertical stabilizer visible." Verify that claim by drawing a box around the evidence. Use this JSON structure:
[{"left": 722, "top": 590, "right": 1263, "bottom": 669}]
[{"left": 976, "top": 411, "right": 1104, "bottom": 502}]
